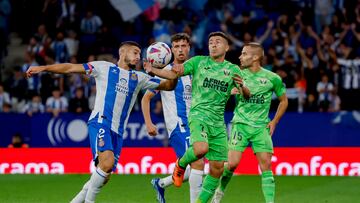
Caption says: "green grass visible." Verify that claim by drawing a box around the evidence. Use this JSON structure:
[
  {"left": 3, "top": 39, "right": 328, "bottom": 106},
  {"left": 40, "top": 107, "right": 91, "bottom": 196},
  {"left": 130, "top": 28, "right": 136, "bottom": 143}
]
[{"left": 0, "top": 175, "right": 359, "bottom": 203}]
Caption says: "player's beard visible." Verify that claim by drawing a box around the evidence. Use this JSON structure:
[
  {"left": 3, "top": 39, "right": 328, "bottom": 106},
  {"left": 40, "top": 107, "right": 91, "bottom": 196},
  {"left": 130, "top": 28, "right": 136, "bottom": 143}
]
[{"left": 125, "top": 56, "right": 136, "bottom": 69}]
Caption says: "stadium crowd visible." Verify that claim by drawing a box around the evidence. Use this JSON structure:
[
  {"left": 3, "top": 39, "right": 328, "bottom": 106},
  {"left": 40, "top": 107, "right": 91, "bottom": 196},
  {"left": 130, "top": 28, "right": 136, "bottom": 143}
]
[{"left": 0, "top": 0, "right": 359, "bottom": 115}]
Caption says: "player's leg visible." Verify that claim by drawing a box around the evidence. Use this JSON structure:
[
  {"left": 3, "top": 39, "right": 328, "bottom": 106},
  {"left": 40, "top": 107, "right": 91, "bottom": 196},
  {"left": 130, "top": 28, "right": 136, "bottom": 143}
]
[
  {"left": 71, "top": 123, "right": 110, "bottom": 203},
  {"left": 173, "top": 120, "right": 209, "bottom": 187},
  {"left": 189, "top": 158, "right": 205, "bottom": 203},
  {"left": 196, "top": 125, "right": 227, "bottom": 203},
  {"left": 151, "top": 132, "right": 190, "bottom": 203},
  {"left": 256, "top": 152, "right": 274, "bottom": 203},
  {"left": 212, "top": 123, "right": 249, "bottom": 203},
  {"left": 85, "top": 125, "right": 122, "bottom": 203},
  {"left": 253, "top": 127, "right": 275, "bottom": 203}
]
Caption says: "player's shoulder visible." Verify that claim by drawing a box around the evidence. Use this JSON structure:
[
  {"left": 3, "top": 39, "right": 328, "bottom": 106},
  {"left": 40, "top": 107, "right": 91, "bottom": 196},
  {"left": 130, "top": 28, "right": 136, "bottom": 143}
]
[
  {"left": 261, "top": 68, "right": 278, "bottom": 77},
  {"left": 131, "top": 69, "right": 153, "bottom": 81},
  {"left": 261, "top": 68, "right": 282, "bottom": 82},
  {"left": 89, "top": 61, "right": 116, "bottom": 68}
]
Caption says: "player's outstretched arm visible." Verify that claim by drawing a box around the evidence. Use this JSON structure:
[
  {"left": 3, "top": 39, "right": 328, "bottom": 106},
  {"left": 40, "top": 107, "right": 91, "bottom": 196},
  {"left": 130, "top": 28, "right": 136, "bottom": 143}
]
[
  {"left": 267, "top": 94, "right": 288, "bottom": 136},
  {"left": 141, "top": 90, "right": 158, "bottom": 136},
  {"left": 156, "top": 79, "right": 178, "bottom": 91},
  {"left": 144, "top": 61, "right": 182, "bottom": 79},
  {"left": 26, "top": 63, "right": 86, "bottom": 78}
]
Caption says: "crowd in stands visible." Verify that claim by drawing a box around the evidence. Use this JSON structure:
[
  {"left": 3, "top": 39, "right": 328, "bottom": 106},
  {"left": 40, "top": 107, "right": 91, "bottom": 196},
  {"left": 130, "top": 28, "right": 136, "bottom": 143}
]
[{"left": 0, "top": 0, "right": 359, "bottom": 116}]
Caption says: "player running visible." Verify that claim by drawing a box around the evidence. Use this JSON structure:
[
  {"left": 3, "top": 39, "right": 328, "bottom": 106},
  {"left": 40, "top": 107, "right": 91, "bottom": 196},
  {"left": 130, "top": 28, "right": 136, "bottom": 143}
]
[
  {"left": 142, "top": 33, "right": 204, "bottom": 203},
  {"left": 144, "top": 31, "right": 250, "bottom": 203},
  {"left": 26, "top": 41, "right": 177, "bottom": 203},
  {"left": 211, "top": 42, "right": 288, "bottom": 203}
]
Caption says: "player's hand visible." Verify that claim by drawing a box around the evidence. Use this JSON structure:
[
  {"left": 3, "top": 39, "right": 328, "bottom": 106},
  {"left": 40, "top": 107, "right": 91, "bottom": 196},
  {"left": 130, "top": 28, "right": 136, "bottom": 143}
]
[
  {"left": 172, "top": 64, "right": 184, "bottom": 76},
  {"left": 231, "top": 87, "right": 240, "bottom": 95},
  {"left": 26, "top": 66, "right": 44, "bottom": 79},
  {"left": 143, "top": 60, "right": 153, "bottom": 74},
  {"left": 232, "top": 74, "right": 244, "bottom": 88},
  {"left": 146, "top": 123, "right": 158, "bottom": 136},
  {"left": 267, "top": 120, "right": 277, "bottom": 136}
]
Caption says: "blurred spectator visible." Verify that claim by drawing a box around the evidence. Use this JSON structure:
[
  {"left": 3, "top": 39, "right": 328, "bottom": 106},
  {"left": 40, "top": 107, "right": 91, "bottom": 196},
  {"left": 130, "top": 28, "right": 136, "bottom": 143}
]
[
  {"left": 51, "top": 31, "right": 69, "bottom": 63},
  {"left": 0, "top": 84, "right": 10, "bottom": 112},
  {"left": 22, "top": 52, "right": 40, "bottom": 96},
  {"left": 64, "top": 30, "right": 79, "bottom": 57},
  {"left": 46, "top": 87, "right": 68, "bottom": 117},
  {"left": 69, "top": 87, "right": 89, "bottom": 113},
  {"left": 8, "top": 133, "right": 29, "bottom": 148},
  {"left": 2, "top": 102, "right": 12, "bottom": 112},
  {"left": 317, "top": 74, "right": 334, "bottom": 112},
  {"left": 22, "top": 94, "right": 45, "bottom": 116},
  {"left": 5, "top": 66, "right": 28, "bottom": 112},
  {"left": 0, "top": 0, "right": 11, "bottom": 65},
  {"left": 328, "top": 88, "right": 341, "bottom": 112}
]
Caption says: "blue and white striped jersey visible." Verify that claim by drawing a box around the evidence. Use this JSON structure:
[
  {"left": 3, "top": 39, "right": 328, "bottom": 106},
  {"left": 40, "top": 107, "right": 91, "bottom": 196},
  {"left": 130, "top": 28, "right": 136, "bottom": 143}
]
[
  {"left": 83, "top": 61, "right": 161, "bottom": 135},
  {"left": 152, "top": 64, "right": 192, "bottom": 138}
]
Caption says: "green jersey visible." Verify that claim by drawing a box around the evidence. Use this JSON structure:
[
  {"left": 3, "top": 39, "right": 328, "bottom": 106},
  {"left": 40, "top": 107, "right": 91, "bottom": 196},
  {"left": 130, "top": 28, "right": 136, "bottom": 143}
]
[
  {"left": 232, "top": 68, "right": 286, "bottom": 127},
  {"left": 183, "top": 56, "right": 242, "bottom": 126}
]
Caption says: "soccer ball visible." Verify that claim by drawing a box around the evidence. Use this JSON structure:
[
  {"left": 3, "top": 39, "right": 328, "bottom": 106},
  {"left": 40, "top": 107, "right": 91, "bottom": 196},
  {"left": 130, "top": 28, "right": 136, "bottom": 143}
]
[{"left": 146, "top": 42, "right": 172, "bottom": 68}]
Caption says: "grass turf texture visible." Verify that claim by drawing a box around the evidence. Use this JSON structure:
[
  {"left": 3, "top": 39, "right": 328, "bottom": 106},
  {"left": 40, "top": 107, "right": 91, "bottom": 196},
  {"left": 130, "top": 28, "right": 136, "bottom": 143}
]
[{"left": 1, "top": 175, "right": 359, "bottom": 203}]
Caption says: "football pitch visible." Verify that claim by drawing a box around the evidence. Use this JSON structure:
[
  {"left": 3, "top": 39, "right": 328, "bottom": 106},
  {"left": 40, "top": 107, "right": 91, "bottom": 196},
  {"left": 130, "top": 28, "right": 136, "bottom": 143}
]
[{"left": 1, "top": 175, "right": 359, "bottom": 203}]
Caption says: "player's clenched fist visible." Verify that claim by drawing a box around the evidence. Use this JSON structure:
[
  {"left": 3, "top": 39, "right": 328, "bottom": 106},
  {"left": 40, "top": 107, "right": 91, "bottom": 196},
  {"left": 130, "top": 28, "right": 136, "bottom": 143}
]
[{"left": 26, "top": 66, "right": 44, "bottom": 78}]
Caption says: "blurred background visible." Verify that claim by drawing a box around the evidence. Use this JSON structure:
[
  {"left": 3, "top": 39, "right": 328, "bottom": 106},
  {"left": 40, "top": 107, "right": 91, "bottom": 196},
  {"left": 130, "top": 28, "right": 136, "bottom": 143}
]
[{"left": 0, "top": 0, "right": 359, "bottom": 175}]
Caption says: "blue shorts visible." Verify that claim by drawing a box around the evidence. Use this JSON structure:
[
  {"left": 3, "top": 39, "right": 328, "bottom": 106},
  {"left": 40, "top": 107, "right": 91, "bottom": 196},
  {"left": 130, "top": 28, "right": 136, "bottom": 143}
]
[
  {"left": 169, "top": 130, "right": 190, "bottom": 158},
  {"left": 88, "top": 122, "right": 123, "bottom": 171}
]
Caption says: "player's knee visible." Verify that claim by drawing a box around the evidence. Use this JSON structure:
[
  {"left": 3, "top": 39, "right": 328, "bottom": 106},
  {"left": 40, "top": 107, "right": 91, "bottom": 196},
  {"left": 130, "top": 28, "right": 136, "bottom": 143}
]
[
  {"left": 227, "top": 161, "right": 238, "bottom": 171},
  {"left": 193, "top": 142, "right": 208, "bottom": 157},
  {"left": 99, "top": 158, "right": 115, "bottom": 173}
]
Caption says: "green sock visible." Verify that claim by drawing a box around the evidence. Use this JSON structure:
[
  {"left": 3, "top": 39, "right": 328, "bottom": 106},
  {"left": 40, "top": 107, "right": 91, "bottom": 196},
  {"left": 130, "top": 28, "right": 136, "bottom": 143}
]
[
  {"left": 219, "top": 167, "right": 233, "bottom": 192},
  {"left": 178, "top": 147, "right": 198, "bottom": 168},
  {"left": 196, "top": 175, "right": 220, "bottom": 203},
  {"left": 261, "top": 170, "right": 275, "bottom": 203}
]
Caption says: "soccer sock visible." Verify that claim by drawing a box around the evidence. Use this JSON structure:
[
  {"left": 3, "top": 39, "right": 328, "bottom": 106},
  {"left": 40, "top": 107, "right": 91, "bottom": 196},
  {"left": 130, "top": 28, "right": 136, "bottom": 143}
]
[
  {"left": 179, "top": 147, "right": 198, "bottom": 168},
  {"left": 219, "top": 167, "right": 234, "bottom": 192},
  {"left": 70, "top": 180, "right": 90, "bottom": 203},
  {"left": 85, "top": 167, "right": 109, "bottom": 203},
  {"left": 196, "top": 175, "right": 220, "bottom": 203},
  {"left": 159, "top": 166, "right": 191, "bottom": 188},
  {"left": 189, "top": 169, "right": 204, "bottom": 203},
  {"left": 261, "top": 170, "right": 275, "bottom": 203}
]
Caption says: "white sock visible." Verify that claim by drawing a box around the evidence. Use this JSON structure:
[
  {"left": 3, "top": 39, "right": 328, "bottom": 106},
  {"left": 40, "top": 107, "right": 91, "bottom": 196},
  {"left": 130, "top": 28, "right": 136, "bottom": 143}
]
[
  {"left": 189, "top": 169, "right": 203, "bottom": 203},
  {"left": 70, "top": 180, "right": 90, "bottom": 203},
  {"left": 158, "top": 166, "right": 191, "bottom": 188},
  {"left": 85, "top": 167, "right": 109, "bottom": 203}
]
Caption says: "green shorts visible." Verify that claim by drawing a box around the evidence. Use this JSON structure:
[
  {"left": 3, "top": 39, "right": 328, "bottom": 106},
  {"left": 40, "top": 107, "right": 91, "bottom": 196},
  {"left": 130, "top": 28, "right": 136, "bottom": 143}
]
[
  {"left": 189, "top": 119, "right": 228, "bottom": 161},
  {"left": 229, "top": 123, "right": 273, "bottom": 153}
]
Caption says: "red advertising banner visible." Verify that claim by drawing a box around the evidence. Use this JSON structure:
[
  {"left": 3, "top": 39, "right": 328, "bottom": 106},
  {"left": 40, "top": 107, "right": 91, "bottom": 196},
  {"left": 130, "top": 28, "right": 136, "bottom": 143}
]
[{"left": 0, "top": 147, "right": 359, "bottom": 176}]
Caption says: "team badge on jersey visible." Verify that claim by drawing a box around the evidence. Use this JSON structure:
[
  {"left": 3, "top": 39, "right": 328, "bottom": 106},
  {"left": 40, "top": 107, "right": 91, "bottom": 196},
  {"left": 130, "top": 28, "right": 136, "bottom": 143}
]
[
  {"left": 259, "top": 78, "right": 268, "bottom": 84},
  {"left": 223, "top": 69, "right": 230, "bottom": 76},
  {"left": 97, "top": 128, "right": 105, "bottom": 147},
  {"left": 131, "top": 72, "right": 138, "bottom": 80}
]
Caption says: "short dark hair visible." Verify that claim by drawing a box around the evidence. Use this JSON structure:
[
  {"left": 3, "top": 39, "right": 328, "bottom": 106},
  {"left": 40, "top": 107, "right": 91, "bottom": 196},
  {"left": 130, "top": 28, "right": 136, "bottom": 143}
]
[
  {"left": 119, "top": 41, "right": 141, "bottom": 49},
  {"left": 208, "top": 31, "right": 230, "bottom": 44},
  {"left": 244, "top": 42, "right": 265, "bottom": 64},
  {"left": 171, "top": 33, "right": 191, "bottom": 44}
]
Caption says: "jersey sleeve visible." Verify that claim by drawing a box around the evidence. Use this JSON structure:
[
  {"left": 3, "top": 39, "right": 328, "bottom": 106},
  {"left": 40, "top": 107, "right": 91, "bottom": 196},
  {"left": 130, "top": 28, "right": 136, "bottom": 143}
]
[
  {"left": 183, "top": 56, "right": 201, "bottom": 76},
  {"left": 83, "top": 61, "right": 114, "bottom": 77},
  {"left": 137, "top": 71, "right": 161, "bottom": 90},
  {"left": 272, "top": 74, "right": 286, "bottom": 97}
]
